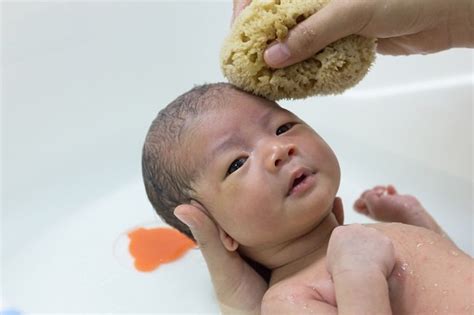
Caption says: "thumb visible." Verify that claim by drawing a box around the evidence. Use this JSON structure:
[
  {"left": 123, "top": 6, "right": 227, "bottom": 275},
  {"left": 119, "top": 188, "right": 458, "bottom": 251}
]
[
  {"left": 174, "top": 204, "right": 244, "bottom": 285},
  {"left": 264, "top": 0, "right": 374, "bottom": 68},
  {"left": 174, "top": 204, "right": 224, "bottom": 253},
  {"left": 232, "top": 0, "right": 252, "bottom": 25}
]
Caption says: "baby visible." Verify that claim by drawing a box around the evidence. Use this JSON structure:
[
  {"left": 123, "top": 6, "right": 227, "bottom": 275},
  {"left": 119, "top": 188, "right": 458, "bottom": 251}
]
[{"left": 142, "top": 83, "right": 473, "bottom": 314}]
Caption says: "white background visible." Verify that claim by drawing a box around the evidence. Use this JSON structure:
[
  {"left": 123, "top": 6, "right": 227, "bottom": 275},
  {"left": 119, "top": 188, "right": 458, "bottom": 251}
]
[{"left": 2, "top": 1, "right": 473, "bottom": 313}]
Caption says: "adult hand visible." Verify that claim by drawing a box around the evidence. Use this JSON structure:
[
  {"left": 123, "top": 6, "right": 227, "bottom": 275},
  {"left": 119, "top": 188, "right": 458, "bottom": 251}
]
[
  {"left": 232, "top": 0, "right": 251, "bottom": 24},
  {"left": 174, "top": 197, "right": 344, "bottom": 314},
  {"left": 174, "top": 204, "right": 267, "bottom": 315},
  {"left": 257, "top": 0, "right": 473, "bottom": 68}
]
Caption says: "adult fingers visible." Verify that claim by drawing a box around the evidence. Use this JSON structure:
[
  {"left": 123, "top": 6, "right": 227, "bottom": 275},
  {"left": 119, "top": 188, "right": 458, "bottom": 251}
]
[
  {"left": 232, "top": 0, "right": 252, "bottom": 24},
  {"left": 264, "top": 0, "right": 375, "bottom": 68},
  {"left": 174, "top": 204, "right": 234, "bottom": 270},
  {"left": 175, "top": 204, "right": 267, "bottom": 313}
]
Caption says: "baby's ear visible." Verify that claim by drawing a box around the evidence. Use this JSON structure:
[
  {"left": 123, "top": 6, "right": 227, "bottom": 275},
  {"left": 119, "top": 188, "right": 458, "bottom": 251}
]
[
  {"left": 218, "top": 227, "right": 239, "bottom": 252},
  {"left": 189, "top": 200, "right": 239, "bottom": 252}
]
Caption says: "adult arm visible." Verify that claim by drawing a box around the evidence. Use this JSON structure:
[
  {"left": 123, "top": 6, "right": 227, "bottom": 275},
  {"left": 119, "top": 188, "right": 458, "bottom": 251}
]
[
  {"left": 233, "top": 0, "right": 474, "bottom": 67},
  {"left": 174, "top": 205, "right": 267, "bottom": 314},
  {"left": 174, "top": 197, "right": 345, "bottom": 314}
]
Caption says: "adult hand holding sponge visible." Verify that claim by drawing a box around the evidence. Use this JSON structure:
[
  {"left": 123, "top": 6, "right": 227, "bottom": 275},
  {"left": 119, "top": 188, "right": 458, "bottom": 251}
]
[
  {"left": 222, "top": 0, "right": 473, "bottom": 100},
  {"left": 221, "top": 0, "right": 375, "bottom": 100}
]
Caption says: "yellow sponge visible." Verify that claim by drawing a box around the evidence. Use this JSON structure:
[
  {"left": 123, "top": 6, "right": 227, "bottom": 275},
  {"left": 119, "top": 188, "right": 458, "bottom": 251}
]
[{"left": 220, "top": 0, "right": 376, "bottom": 100}]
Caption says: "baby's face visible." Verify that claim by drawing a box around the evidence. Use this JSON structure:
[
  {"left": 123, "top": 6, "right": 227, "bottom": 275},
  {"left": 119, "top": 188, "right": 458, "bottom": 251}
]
[{"left": 190, "top": 90, "right": 340, "bottom": 248}]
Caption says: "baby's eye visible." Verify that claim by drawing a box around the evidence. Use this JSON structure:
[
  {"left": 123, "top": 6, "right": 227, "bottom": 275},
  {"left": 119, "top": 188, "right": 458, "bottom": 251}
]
[
  {"left": 226, "top": 157, "right": 247, "bottom": 176},
  {"left": 276, "top": 122, "right": 295, "bottom": 135}
]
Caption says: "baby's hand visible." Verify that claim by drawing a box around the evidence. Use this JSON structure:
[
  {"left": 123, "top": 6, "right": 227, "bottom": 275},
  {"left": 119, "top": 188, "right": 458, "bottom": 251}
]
[
  {"left": 353, "top": 185, "right": 425, "bottom": 223},
  {"left": 327, "top": 224, "right": 396, "bottom": 278}
]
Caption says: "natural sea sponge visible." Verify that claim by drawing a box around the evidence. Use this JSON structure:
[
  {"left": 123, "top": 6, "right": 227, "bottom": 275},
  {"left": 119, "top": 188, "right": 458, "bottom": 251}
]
[{"left": 220, "top": 0, "right": 376, "bottom": 100}]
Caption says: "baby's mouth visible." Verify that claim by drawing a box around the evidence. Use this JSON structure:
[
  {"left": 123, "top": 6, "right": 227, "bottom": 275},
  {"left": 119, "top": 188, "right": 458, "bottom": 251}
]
[
  {"left": 287, "top": 168, "right": 314, "bottom": 196},
  {"left": 292, "top": 174, "right": 307, "bottom": 188}
]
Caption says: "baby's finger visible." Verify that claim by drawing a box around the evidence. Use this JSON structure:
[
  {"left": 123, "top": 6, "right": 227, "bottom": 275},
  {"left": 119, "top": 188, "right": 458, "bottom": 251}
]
[
  {"left": 360, "top": 186, "right": 385, "bottom": 200},
  {"left": 264, "top": 0, "right": 375, "bottom": 68},
  {"left": 363, "top": 191, "right": 383, "bottom": 215},
  {"left": 387, "top": 185, "right": 397, "bottom": 195},
  {"left": 373, "top": 185, "right": 387, "bottom": 196},
  {"left": 353, "top": 198, "right": 368, "bottom": 214}
]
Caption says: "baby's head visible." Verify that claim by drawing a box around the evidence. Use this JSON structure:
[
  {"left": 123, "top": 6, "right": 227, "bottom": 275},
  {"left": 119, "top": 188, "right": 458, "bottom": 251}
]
[{"left": 142, "top": 83, "right": 341, "bottom": 254}]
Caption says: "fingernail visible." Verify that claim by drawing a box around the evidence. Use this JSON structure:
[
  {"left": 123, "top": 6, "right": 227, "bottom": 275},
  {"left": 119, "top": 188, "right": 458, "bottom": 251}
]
[
  {"left": 265, "top": 42, "right": 291, "bottom": 66},
  {"left": 174, "top": 210, "right": 196, "bottom": 228}
]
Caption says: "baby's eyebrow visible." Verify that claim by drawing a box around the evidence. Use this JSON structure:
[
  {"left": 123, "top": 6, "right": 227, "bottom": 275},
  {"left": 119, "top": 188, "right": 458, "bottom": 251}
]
[
  {"left": 211, "top": 135, "right": 245, "bottom": 157},
  {"left": 209, "top": 108, "right": 275, "bottom": 160}
]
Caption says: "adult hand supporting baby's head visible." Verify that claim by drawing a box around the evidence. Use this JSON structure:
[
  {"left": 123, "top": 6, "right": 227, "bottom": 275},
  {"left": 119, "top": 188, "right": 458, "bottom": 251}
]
[
  {"left": 173, "top": 197, "right": 343, "bottom": 314},
  {"left": 174, "top": 204, "right": 267, "bottom": 315}
]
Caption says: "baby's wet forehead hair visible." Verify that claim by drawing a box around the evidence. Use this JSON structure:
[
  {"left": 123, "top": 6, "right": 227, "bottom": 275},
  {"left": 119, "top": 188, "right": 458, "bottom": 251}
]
[{"left": 142, "top": 82, "right": 242, "bottom": 240}]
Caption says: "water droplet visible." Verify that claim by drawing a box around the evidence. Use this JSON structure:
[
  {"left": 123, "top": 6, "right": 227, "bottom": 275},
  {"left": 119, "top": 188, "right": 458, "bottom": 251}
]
[
  {"left": 421, "top": 285, "right": 426, "bottom": 291},
  {"left": 401, "top": 262, "right": 409, "bottom": 271},
  {"left": 409, "top": 270, "right": 414, "bottom": 276},
  {"left": 416, "top": 242, "right": 424, "bottom": 248},
  {"left": 434, "top": 283, "right": 438, "bottom": 287},
  {"left": 450, "top": 250, "right": 459, "bottom": 256}
]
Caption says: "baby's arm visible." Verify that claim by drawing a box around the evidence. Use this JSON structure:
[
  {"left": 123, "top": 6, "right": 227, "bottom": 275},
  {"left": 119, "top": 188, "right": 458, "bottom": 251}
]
[
  {"left": 354, "top": 185, "right": 450, "bottom": 240},
  {"left": 327, "top": 224, "right": 395, "bottom": 315},
  {"left": 262, "top": 224, "right": 395, "bottom": 315}
]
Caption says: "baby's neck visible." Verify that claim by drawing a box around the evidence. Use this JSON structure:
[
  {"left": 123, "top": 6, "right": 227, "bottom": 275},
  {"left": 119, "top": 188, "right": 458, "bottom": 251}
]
[{"left": 242, "top": 211, "right": 340, "bottom": 284}]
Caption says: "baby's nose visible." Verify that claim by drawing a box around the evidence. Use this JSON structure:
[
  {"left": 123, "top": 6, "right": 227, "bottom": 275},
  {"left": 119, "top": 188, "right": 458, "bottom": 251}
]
[{"left": 266, "top": 142, "right": 296, "bottom": 170}]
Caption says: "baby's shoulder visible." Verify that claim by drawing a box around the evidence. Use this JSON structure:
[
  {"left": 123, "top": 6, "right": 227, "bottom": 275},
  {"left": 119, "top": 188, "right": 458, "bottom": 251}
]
[
  {"left": 367, "top": 222, "right": 456, "bottom": 262},
  {"left": 368, "top": 222, "right": 442, "bottom": 244}
]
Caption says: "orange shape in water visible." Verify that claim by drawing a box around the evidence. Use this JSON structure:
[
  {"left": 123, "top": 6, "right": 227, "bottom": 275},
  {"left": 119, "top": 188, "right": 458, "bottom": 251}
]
[{"left": 128, "top": 227, "right": 195, "bottom": 272}]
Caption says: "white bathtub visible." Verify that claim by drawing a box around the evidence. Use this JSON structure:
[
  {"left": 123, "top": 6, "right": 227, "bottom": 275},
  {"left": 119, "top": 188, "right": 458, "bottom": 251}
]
[{"left": 2, "top": 2, "right": 472, "bottom": 313}]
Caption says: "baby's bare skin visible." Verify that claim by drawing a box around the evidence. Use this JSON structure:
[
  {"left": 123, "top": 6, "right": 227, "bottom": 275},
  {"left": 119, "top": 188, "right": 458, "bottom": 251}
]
[
  {"left": 263, "top": 186, "right": 473, "bottom": 314},
  {"left": 354, "top": 185, "right": 450, "bottom": 240}
]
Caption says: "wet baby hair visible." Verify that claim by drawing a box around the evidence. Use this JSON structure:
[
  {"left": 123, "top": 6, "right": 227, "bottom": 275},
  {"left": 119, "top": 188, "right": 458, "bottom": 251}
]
[{"left": 142, "top": 82, "right": 240, "bottom": 240}]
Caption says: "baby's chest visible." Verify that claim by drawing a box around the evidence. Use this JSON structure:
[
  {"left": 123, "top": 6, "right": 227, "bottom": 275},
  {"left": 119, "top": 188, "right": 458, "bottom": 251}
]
[{"left": 279, "top": 259, "right": 338, "bottom": 306}]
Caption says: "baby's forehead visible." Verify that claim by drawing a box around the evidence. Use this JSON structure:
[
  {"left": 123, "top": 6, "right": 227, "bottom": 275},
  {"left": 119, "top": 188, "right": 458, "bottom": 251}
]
[{"left": 202, "top": 89, "right": 289, "bottom": 121}]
